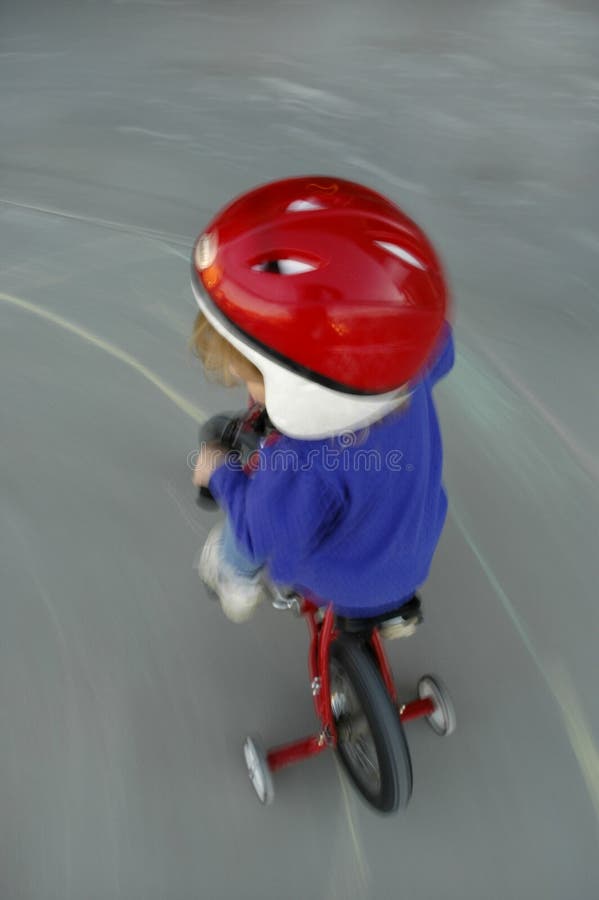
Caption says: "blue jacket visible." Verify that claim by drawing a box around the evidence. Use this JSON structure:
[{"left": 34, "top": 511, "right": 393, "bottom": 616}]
[{"left": 210, "top": 325, "right": 455, "bottom": 617}]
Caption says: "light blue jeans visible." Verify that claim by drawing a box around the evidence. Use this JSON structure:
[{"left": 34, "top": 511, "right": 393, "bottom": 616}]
[{"left": 221, "top": 519, "right": 264, "bottom": 579}]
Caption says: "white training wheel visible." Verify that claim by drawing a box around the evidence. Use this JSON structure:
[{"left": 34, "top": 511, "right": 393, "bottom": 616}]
[
  {"left": 417, "top": 675, "right": 456, "bottom": 736},
  {"left": 243, "top": 735, "right": 275, "bottom": 805}
]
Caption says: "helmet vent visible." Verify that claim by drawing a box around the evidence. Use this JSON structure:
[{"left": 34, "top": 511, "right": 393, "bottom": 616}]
[
  {"left": 252, "top": 259, "right": 317, "bottom": 275},
  {"left": 374, "top": 240, "right": 426, "bottom": 271},
  {"left": 286, "top": 199, "right": 326, "bottom": 212}
]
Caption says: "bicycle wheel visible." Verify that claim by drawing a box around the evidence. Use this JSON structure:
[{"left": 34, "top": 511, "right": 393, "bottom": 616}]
[{"left": 329, "top": 637, "right": 412, "bottom": 813}]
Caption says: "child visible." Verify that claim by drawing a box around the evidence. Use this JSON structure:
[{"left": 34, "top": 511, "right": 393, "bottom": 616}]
[{"left": 190, "top": 176, "right": 454, "bottom": 625}]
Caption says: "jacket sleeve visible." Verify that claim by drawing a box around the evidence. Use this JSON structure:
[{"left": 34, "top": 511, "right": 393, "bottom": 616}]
[
  {"left": 208, "top": 451, "right": 344, "bottom": 568},
  {"left": 427, "top": 322, "right": 455, "bottom": 386}
]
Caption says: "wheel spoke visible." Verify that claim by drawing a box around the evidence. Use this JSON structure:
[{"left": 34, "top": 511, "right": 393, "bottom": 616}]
[
  {"left": 352, "top": 739, "right": 380, "bottom": 782},
  {"left": 330, "top": 658, "right": 382, "bottom": 795}
]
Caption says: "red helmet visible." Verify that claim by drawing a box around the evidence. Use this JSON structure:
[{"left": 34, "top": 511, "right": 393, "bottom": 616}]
[{"left": 191, "top": 176, "right": 449, "bottom": 438}]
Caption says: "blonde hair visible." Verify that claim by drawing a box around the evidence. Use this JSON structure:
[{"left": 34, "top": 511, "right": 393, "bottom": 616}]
[{"left": 190, "top": 310, "right": 262, "bottom": 387}]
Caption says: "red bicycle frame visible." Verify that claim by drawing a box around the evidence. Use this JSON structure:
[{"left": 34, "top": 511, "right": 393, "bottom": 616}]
[{"left": 266, "top": 599, "right": 435, "bottom": 774}]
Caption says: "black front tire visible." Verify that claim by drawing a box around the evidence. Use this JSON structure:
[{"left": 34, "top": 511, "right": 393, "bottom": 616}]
[{"left": 329, "top": 637, "right": 412, "bottom": 813}]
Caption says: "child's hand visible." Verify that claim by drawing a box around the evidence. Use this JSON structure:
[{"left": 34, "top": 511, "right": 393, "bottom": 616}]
[{"left": 192, "top": 442, "right": 228, "bottom": 488}]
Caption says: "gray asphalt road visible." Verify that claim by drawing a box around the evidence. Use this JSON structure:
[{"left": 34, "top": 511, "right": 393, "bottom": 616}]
[{"left": 1, "top": 2, "right": 598, "bottom": 898}]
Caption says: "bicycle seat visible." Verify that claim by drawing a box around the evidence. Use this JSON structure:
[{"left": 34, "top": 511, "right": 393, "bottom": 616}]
[{"left": 336, "top": 594, "right": 422, "bottom": 636}]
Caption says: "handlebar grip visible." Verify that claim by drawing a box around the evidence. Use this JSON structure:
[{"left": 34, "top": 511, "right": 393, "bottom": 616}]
[{"left": 196, "top": 485, "right": 218, "bottom": 510}]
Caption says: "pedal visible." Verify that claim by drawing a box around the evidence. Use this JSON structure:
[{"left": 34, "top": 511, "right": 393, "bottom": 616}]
[{"left": 270, "top": 586, "right": 302, "bottom": 615}]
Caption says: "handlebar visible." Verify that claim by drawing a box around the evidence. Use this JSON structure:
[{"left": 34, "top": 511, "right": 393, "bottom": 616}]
[
  {"left": 195, "top": 406, "right": 271, "bottom": 510},
  {"left": 196, "top": 484, "right": 217, "bottom": 509}
]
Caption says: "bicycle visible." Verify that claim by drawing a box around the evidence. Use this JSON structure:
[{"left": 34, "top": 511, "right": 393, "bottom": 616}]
[{"left": 196, "top": 408, "right": 456, "bottom": 814}]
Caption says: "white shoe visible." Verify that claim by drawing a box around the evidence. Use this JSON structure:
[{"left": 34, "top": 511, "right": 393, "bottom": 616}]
[
  {"left": 379, "top": 616, "right": 420, "bottom": 640},
  {"left": 195, "top": 524, "right": 266, "bottom": 623},
  {"left": 194, "top": 523, "right": 225, "bottom": 594}
]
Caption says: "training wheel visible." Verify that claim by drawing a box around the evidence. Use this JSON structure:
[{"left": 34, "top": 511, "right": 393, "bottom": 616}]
[
  {"left": 243, "top": 735, "right": 274, "bottom": 805},
  {"left": 417, "top": 675, "right": 456, "bottom": 736}
]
